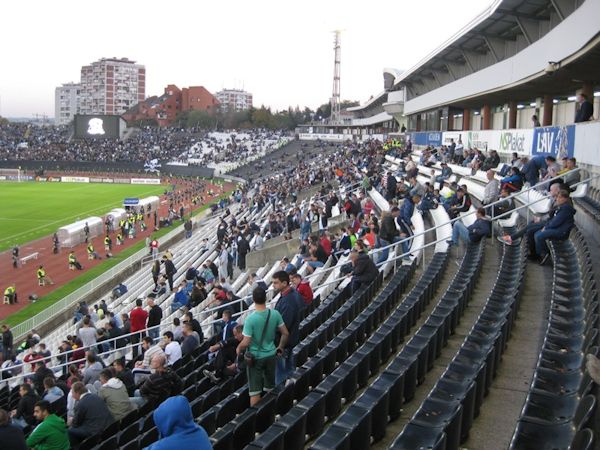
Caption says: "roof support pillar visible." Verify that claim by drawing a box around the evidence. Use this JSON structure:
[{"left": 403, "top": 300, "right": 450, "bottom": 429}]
[
  {"left": 482, "top": 104, "right": 491, "bottom": 130},
  {"left": 508, "top": 101, "right": 517, "bottom": 129},
  {"left": 462, "top": 109, "right": 471, "bottom": 131},
  {"left": 543, "top": 94, "right": 553, "bottom": 127}
]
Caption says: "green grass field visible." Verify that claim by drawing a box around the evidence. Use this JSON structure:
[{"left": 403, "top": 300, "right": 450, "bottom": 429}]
[{"left": 0, "top": 182, "right": 165, "bottom": 252}]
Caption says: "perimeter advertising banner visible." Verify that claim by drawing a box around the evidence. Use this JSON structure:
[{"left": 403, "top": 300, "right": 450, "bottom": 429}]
[
  {"left": 130, "top": 178, "right": 161, "bottom": 185},
  {"left": 531, "top": 125, "right": 576, "bottom": 159}
]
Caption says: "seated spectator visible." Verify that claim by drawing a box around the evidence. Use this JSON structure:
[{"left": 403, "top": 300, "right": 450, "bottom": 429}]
[
  {"left": 32, "top": 360, "right": 54, "bottom": 396},
  {"left": 170, "top": 282, "right": 190, "bottom": 313},
  {"left": 183, "top": 312, "right": 204, "bottom": 342},
  {"left": 557, "top": 157, "right": 580, "bottom": 188},
  {"left": 26, "top": 400, "right": 69, "bottom": 450},
  {"left": 447, "top": 207, "right": 491, "bottom": 246},
  {"left": 82, "top": 351, "right": 103, "bottom": 386},
  {"left": 483, "top": 170, "right": 500, "bottom": 205},
  {"left": 136, "top": 354, "right": 182, "bottom": 407},
  {"left": 481, "top": 150, "right": 500, "bottom": 171},
  {"left": 290, "top": 273, "right": 313, "bottom": 306},
  {"left": 42, "top": 377, "right": 65, "bottom": 404},
  {"left": 180, "top": 323, "right": 201, "bottom": 356},
  {"left": 349, "top": 250, "right": 379, "bottom": 293},
  {"left": 133, "top": 336, "right": 165, "bottom": 384},
  {"left": 447, "top": 188, "right": 472, "bottom": 219},
  {"left": 145, "top": 396, "right": 211, "bottom": 450},
  {"left": 203, "top": 325, "right": 244, "bottom": 383},
  {"left": 434, "top": 162, "right": 453, "bottom": 187},
  {"left": 188, "top": 281, "right": 207, "bottom": 308},
  {"left": 279, "top": 257, "right": 296, "bottom": 273},
  {"left": 305, "top": 242, "right": 327, "bottom": 274},
  {"left": 0, "top": 408, "right": 27, "bottom": 450},
  {"left": 112, "top": 359, "right": 135, "bottom": 396},
  {"left": 98, "top": 369, "right": 134, "bottom": 422},
  {"left": 68, "top": 382, "right": 114, "bottom": 446},
  {"left": 501, "top": 166, "right": 525, "bottom": 193},
  {"left": 490, "top": 187, "right": 515, "bottom": 219},
  {"left": 501, "top": 189, "right": 575, "bottom": 265},
  {"left": 162, "top": 332, "right": 182, "bottom": 366},
  {"left": 11, "top": 383, "right": 39, "bottom": 429}
]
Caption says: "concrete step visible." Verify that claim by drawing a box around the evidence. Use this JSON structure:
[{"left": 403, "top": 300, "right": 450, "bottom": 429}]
[
  {"left": 372, "top": 241, "right": 502, "bottom": 449},
  {"left": 461, "top": 254, "right": 551, "bottom": 450}
]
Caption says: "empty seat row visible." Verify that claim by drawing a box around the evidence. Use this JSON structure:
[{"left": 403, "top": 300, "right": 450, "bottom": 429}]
[
  {"left": 509, "top": 229, "right": 598, "bottom": 450},
  {"left": 310, "top": 242, "right": 485, "bottom": 450},
  {"left": 391, "top": 236, "right": 527, "bottom": 450}
]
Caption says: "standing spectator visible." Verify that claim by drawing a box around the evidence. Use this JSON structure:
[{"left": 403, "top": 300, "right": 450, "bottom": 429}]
[
  {"left": 68, "top": 382, "right": 114, "bottom": 446},
  {"left": 272, "top": 271, "right": 304, "bottom": 384},
  {"left": 0, "top": 408, "right": 27, "bottom": 450},
  {"left": 237, "top": 234, "right": 250, "bottom": 270},
  {"left": 575, "top": 92, "right": 594, "bottom": 123},
  {"left": 151, "top": 260, "right": 161, "bottom": 288},
  {"left": 130, "top": 299, "right": 148, "bottom": 359},
  {"left": 1, "top": 324, "right": 13, "bottom": 361},
  {"left": 11, "top": 384, "right": 39, "bottom": 429},
  {"left": 237, "top": 288, "right": 289, "bottom": 406},
  {"left": 146, "top": 298, "right": 163, "bottom": 341},
  {"left": 162, "top": 256, "right": 177, "bottom": 291},
  {"left": 26, "top": 400, "right": 70, "bottom": 450},
  {"left": 531, "top": 114, "right": 541, "bottom": 127},
  {"left": 98, "top": 369, "right": 134, "bottom": 422},
  {"left": 12, "top": 245, "right": 19, "bottom": 269},
  {"left": 290, "top": 273, "right": 313, "bottom": 306},
  {"left": 150, "top": 237, "right": 159, "bottom": 259},
  {"left": 77, "top": 317, "right": 97, "bottom": 350},
  {"left": 184, "top": 219, "right": 193, "bottom": 239},
  {"left": 144, "top": 396, "right": 212, "bottom": 450}
]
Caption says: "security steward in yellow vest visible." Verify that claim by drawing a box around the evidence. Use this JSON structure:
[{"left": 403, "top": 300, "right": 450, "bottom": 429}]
[{"left": 4, "top": 285, "right": 16, "bottom": 304}]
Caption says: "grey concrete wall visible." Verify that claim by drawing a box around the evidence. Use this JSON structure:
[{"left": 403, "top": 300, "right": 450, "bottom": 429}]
[{"left": 246, "top": 216, "right": 349, "bottom": 270}]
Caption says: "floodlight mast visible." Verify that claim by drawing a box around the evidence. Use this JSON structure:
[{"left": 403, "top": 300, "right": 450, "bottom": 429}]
[{"left": 330, "top": 30, "right": 342, "bottom": 124}]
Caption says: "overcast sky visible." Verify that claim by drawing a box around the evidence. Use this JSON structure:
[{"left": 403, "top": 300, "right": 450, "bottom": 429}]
[{"left": 0, "top": 0, "right": 488, "bottom": 118}]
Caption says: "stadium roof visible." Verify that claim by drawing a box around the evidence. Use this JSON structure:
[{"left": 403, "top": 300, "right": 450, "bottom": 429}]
[{"left": 391, "top": 0, "right": 600, "bottom": 113}]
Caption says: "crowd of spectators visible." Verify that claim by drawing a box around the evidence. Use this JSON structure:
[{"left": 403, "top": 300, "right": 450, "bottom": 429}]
[{"left": 0, "top": 122, "right": 286, "bottom": 168}]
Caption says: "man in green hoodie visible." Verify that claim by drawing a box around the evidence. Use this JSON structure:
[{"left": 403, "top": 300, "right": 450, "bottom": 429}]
[{"left": 26, "top": 400, "right": 69, "bottom": 450}]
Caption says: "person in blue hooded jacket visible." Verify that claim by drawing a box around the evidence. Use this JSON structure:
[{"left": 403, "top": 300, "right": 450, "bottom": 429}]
[
  {"left": 145, "top": 395, "right": 211, "bottom": 450},
  {"left": 533, "top": 189, "right": 575, "bottom": 265}
]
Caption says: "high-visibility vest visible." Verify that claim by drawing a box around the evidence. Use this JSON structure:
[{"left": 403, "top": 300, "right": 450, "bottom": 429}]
[
  {"left": 37, "top": 268, "right": 45, "bottom": 279},
  {"left": 104, "top": 236, "right": 111, "bottom": 245},
  {"left": 68, "top": 253, "right": 76, "bottom": 263},
  {"left": 87, "top": 245, "right": 94, "bottom": 254},
  {"left": 117, "top": 233, "right": 123, "bottom": 241},
  {"left": 5, "top": 286, "right": 15, "bottom": 296}
]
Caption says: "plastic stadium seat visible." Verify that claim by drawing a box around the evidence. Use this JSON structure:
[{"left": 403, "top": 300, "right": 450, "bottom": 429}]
[
  {"left": 214, "top": 395, "right": 237, "bottom": 428},
  {"left": 211, "top": 422, "right": 234, "bottom": 450},
  {"left": 118, "top": 422, "right": 140, "bottom": 447},
  {"left": 196, "top": 409, "right": 216, "bottom": 436},
  {"left": 315, "top": 374, "right": 344, "bottom": 420},
  {"left": 301, "top": 390, "right": 327, "bottom": 438},
  {"left": 247, "top": 423, "right": 285, "bottom": 450},
  {"left": 100, "top": 421, "right": 120, "bottom": 441},
  {"left": 333, "top": 404, "right": 372, "bottom": 450},
  {"left": 91, "top": 436, "right": 118, "bottom": 450},
  {"left": 276, "top": 404, "right": 309, "bottom": 450},
  {"left": 139, "top": 427, "right": 158, "bottom": 449},
  {"left": 389, "top": 422, "right": 447, "bottom": 450},
  {"left": 411, "top": 398, "right": 463, "bottom": 450},
  {"left": 571, "top": 428, "right": 594, "bottom": 450},
  {"left": 354, "top": 382, "right": 390, "bottom": 443},
  {"left": 254, "top": 391, "right": 277, "bottom": 433},
  {"left": 510, "top": 395, "right": 596, "bottom": 450},
  {"left": 432, "top": 376, "right": 477, "bottom": 441},
  {"left": 230, "top": 407, "right": 257, "bottom": 448}
]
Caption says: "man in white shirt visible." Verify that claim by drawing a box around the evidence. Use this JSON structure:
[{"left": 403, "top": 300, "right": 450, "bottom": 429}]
[
  {"left": 483, "top": 170, "right": 500, "bottom": 205},
  {"left": 162, "top": 331, "right": 182, "bottom": 366}
]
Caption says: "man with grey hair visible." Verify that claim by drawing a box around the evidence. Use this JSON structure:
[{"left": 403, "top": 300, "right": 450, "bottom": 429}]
[
  {"left": 68, "top": 382, "right": 114, "bottom": 446},
  {"left": 483, "top": 170, "right": 500, "bottom": 205},
  {"left": 136, "top": 354, "right": 182, "bottom": 406}
]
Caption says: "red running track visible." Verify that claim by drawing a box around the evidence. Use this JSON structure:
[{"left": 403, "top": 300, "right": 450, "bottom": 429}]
[{"left": 0, "top": 181, "right": 234, "bottom": 321}]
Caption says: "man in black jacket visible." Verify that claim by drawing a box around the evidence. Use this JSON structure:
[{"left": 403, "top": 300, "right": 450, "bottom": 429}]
[
  {"left": 1, "top": 325, "right": 13, "bottom": 361},
  {"left": 575, "top": 93, "right": 594, "bottom": 123},
  {"left": 203, "top": 324, "right": 243, "bottom": 383},
  {"left": 349, "top": 250, "right": 379, "bottom": 293},
  {"left": 237, "top": 234, "right": 250, "bottom": 270},
  {"left": 10, "top": 384, "right": 39, "bottom": 429},
  {"left": 68, "top": 382, "right": 114, "bottom": 445},
  {"left": 448, "top": 208, "right": 491, "bottom": 246},
  {"left": 162, "top": 256, "right": 177, "bottom": 291},
  {"left": 146, "top": 297, "right": 163, "bottom": 341},
  {"left": 386, "top": 172, "right": 397, "bottom": 201}
]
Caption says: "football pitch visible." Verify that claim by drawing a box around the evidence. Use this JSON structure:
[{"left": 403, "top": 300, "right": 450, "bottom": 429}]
[{"left": 0, "top": 182, "right": 165, "bottom": 252}]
